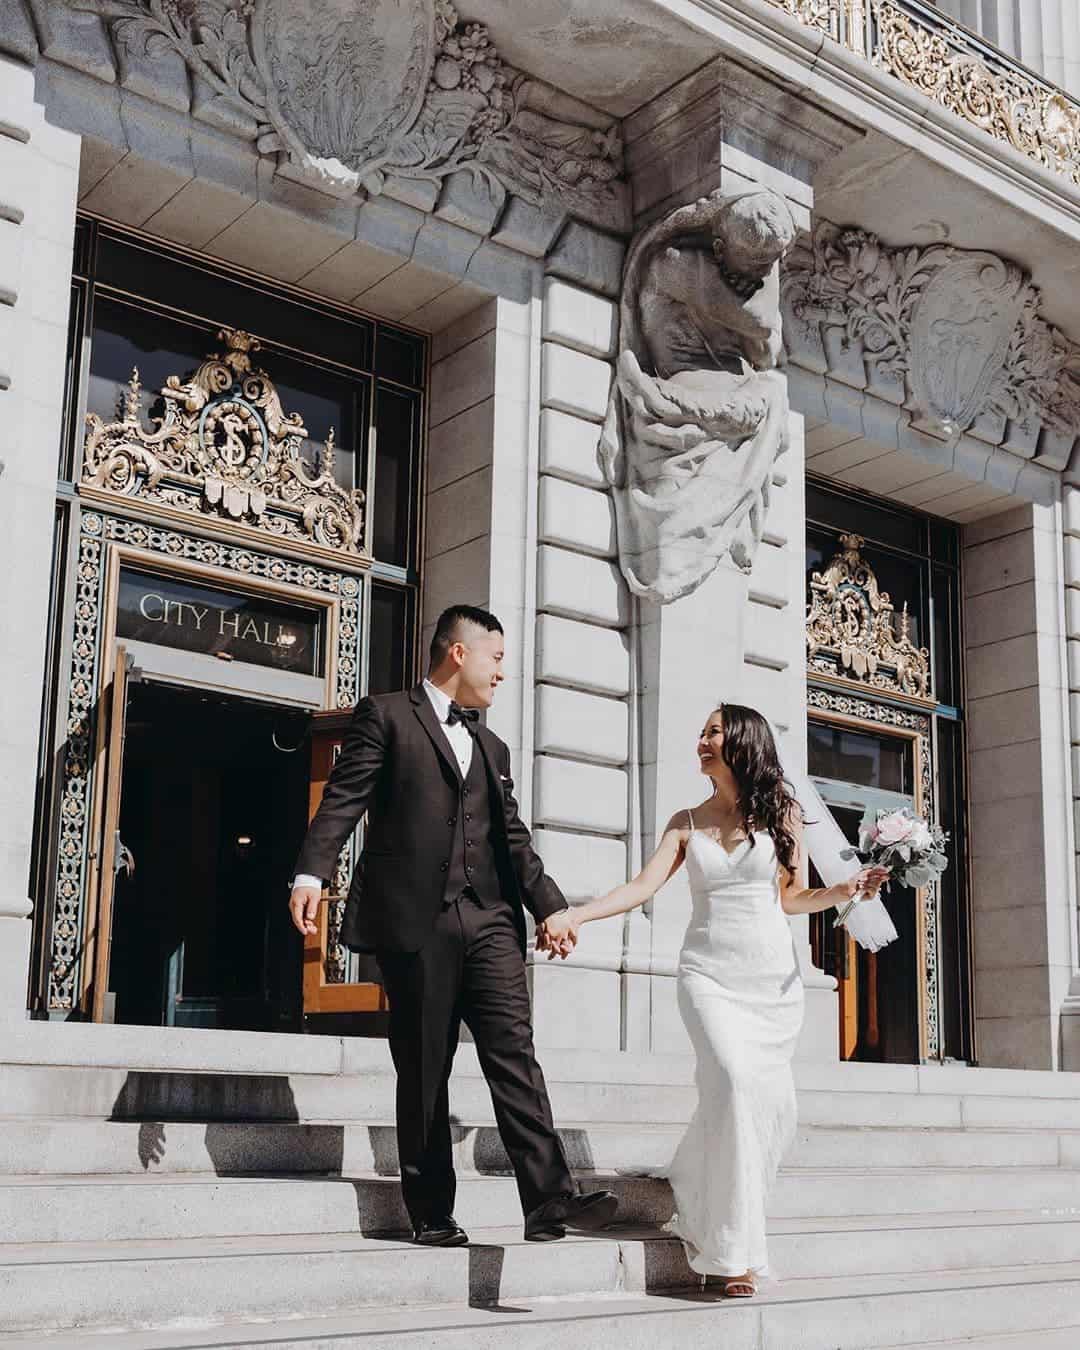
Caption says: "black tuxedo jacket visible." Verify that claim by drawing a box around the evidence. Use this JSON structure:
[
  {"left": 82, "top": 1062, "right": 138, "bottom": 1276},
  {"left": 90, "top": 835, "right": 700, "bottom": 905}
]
[{"left": 294, "top": 684, "right": 567, "bottom": 954}]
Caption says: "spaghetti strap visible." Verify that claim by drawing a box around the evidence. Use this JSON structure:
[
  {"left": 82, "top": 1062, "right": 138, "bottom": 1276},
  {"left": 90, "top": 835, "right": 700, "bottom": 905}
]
[{"left": 687, "top": 807, "right": 694, "bottom": 832}]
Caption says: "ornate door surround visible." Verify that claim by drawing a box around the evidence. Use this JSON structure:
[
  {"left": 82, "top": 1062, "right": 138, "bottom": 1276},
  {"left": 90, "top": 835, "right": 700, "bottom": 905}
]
[
  {"left": 806, "top": 532, "right": 943, "bottom": 1060},
  {"left": 45, "top": 328, "right": 371, "bottom": 1017}
]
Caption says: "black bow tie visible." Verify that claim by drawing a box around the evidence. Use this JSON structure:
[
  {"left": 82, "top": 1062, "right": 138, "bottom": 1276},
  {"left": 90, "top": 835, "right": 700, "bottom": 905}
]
[{"left": 447, "top": 702, "right": 479, "bottom": 727}]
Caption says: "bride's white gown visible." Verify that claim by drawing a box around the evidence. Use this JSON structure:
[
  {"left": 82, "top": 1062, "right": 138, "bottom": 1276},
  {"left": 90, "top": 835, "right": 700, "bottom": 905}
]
[{"left": 665, "top": 821, "right": 805, "bottom": 1278}]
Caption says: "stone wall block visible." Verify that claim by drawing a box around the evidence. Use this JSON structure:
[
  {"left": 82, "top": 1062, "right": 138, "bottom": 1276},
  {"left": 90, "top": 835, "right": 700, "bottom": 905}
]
[
  {"left": 353, "top": 193, "right": 425, "bottom": 264},
  {"left": 532, "top": 828, "right": 627, "bottom": 901},
  {"left": 983, "top": 447, "right": 1024, "bottom": 495},
  {"left": 1003, "top": 416, "right": 1041, "bottom": 460},
  {"left": 747, "top": 541, "right": 792, "bottom": 611},
  {"left": 535, "top": 614, "right": 630, "bottom": 697},
  {"left": 542, "top": 278, "right": 616, "bottom": 359},
  {"left": 537, "top": 545, "right": 629, "bottom": 628},
  {"left": 535, "top": 685, "right": 629, "bottom": 767},
  {"left": 28, "top": 3, "right": 115, "bottom": 83},
  {"left": 0, "top": 1, "right": 36, "bottom": 65},
  {"left": 537, "top": 476, "right": 616, "bottom": 558},
  {"left": 545, "top": 222, "right": 624, "bottom": 299},
  {"left": 428, "top": 396, "right": 495, "bottom": 494},
  {"left": 533, "top": 755, "right": 627, "bottom": 835},
  {"left": 435, "top": 169, "right": 504, "bottom": 237},
  {"left": 463, "top": 239, "right": 535, "bottom": 305},
  {"left": 430, "top": 329, "right": 496, "bottom": 427},
  {"left": 1034, "top": 426, "right": 1076, "bottom": 472},
  {"left": 539, "top": 408, "right": 604, "bottom": 488},
  {"left": 969, "top": 404, "right": 1009, "bottom": 447},
  {"left": 540, "top": 342, "right": 611, "bottom": 422},
  {"left": 491, "top": 196, "right": 566, "bottom": 259},
  {"left": 190, "top": 73, "right": 259, "bottom": 139},
  {"left": 116, "top": 35, "right": 190, "bottom": 114},
  {"left": 1068, "top": 639, "right": 1080, "bottom": 693},
  {"left": 0, "top": 219, "right": 24, "bottom": 314},
  {"left": 425, "top": 467, "right": 492, "bottom": 562},
  {"left": 1067, "top": 588, "right": 1080, "bottom": 641}
]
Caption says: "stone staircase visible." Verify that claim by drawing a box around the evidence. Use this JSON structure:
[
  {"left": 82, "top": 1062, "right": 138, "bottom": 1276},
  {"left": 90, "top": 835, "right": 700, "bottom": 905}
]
[{"left": 1, "top": 1025, "right": 1080, "bottom": 1348}]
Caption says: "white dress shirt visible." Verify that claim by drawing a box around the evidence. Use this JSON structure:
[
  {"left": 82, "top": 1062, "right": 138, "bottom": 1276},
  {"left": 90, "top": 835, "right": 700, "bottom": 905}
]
[{"left": 292, "top": 680, "right": 472, "bottom": 890}]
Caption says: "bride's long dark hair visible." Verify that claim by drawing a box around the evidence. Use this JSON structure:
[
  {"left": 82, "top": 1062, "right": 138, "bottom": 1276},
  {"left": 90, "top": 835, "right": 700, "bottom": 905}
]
[{"left": 715, "top": 704, "right": 801, "bottom": 878}]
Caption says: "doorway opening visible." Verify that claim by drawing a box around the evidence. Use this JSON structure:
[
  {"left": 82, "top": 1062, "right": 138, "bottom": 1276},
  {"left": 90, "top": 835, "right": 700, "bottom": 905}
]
[
  {"left": 808, "top": 717, "right": 922, "bottom": 1064},
  {"left": 107, "top": 681, "right": 310, "bottom": 1031}
]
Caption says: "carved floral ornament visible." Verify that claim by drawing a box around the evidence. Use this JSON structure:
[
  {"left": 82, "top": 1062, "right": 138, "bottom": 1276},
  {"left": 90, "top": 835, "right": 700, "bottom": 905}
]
[
  {"left": 71, "top": 0, "right": 626, "bottom": 227},
  {"left": 80, "top": 327, "right": 365, "bottom": 555},
  {"left": 763, "top": 1, "right": 1080, "bottom": 191},
  {"left": 806, "top": 533, "right": 931, "bottom": 702},
  {"left": 782, "top": 222, "right": 1080, "bottom": 450}
]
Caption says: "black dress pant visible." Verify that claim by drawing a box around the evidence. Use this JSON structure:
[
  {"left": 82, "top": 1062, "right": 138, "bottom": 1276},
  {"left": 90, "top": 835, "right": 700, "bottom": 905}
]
[{"left": 376, "top": 892, "right": 573, "bottom": 1227}]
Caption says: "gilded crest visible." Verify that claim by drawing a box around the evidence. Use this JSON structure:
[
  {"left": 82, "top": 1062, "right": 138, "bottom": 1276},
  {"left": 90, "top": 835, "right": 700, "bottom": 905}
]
[
  {"left": 80, "top": 329, "right": 365, "bottom": 556},
  {"left": 806, "top": 534, "right": 931, "bottom": 702}
]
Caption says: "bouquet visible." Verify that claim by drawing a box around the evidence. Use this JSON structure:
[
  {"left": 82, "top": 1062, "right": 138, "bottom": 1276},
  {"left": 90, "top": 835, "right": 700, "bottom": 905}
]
[{"left": 835, "top": 807, "right": 949, "bottom": 930}]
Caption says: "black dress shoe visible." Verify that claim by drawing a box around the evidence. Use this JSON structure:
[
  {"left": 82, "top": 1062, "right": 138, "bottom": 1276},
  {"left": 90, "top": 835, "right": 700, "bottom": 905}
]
[
  {"left": 524, "top": 1189, "right": 618, "bottom": 1241},
  {"left": 413, "top": 1217, "right": 469, "bottom": 1247}
]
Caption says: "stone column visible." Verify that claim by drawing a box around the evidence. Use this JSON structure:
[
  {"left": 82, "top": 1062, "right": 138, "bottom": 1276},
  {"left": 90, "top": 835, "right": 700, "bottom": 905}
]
[
  {"left": 964, "top": 501, "right": 1075, "bottom": 1068},
  {"left": 1060, "top": 479, "right": 1080, "bottom": 1067},
  {"left": 0, "top": 55, "right": 80, "bottom": 1020}
]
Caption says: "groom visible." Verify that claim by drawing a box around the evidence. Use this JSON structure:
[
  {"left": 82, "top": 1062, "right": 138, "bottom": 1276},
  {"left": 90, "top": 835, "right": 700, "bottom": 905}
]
[{"left": 289, "top": 604, "right": 613, "bottom": 1246}]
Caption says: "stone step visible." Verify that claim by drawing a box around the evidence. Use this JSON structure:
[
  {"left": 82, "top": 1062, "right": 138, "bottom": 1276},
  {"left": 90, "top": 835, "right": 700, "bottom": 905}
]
[
  {"left": 1, "top": 1212, "right": 1078, "bottom": 1335},
  {"left": 0, "top": 1117, "right": 1067, "bottom": 1176},
  {"left": 2, "top": 1263, "right": 1079, "bottom": 1350},
  {"left": 5, "top": 1062, "right": 1080, "bottom": 1134},
  {"left": 4, "top": 1168, "right": 1080, "bottom": 1244}
]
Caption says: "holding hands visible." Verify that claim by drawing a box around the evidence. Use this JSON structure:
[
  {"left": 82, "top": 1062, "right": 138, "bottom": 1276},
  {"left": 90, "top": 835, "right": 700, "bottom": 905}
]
[{"left": 536, "top": 908, "right": 580, "bottom": 960}]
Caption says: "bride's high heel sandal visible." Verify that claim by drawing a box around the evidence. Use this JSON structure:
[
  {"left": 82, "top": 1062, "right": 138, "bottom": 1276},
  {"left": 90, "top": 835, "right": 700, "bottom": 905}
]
[{"left": 721, "top": 1275, "right": 756, "bottom": 1298}]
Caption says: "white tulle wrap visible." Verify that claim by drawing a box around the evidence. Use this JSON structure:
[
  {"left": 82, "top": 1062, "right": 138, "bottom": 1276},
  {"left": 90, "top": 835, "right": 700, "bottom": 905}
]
[{"left": 773, "top": 729, "right": 899, "bottom": 954}]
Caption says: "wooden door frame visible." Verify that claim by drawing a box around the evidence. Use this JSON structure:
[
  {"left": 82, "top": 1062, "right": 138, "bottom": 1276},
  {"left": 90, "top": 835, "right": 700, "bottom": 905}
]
[
  {"left": 302, "top": 708, "right": 388, "bottom": 1015},
  {"left": 807, "top": 704, "right": 931, "bottom": 1061},
  {"left": 82, "top": 643, "right": 132, "bottom": 1020}
]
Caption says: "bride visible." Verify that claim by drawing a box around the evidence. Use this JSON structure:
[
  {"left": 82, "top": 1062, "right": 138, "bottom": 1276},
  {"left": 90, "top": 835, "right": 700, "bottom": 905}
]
[{"left": 544, "top": 704, "right": 887, "bottom": 1297}]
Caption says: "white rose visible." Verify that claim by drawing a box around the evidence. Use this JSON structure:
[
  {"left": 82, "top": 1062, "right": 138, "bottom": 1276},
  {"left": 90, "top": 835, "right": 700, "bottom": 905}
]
[{"left": 908, "top": 820, "right": 932, "bottom": 852}]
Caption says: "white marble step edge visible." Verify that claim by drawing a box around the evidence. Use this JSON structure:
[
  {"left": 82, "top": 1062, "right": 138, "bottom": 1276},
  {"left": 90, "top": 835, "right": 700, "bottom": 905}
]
[
  {"left": 6, "top": 1023, "right": 1080, "bottom": 1103},
  {"left": 2, "top": 1214, "right": 1080, "bottom": 1335},
  {"left": 1, "top": 1263, "right": 1079, "bottom": 1350}
]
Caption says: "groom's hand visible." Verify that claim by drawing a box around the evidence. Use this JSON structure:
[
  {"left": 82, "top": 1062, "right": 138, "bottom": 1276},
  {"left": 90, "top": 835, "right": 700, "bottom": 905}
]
[
  {"left": 538, "top": 909, "right": 578, "bottom": 961},
  {"left": 289, "top": 885, "right": 322, "bottom": 936}
]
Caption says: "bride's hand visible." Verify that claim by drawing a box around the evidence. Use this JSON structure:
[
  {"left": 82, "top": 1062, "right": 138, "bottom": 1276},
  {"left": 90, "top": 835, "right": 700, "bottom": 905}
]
[{"left": 842, "top": 865, "right": 891, "bottom": 901}]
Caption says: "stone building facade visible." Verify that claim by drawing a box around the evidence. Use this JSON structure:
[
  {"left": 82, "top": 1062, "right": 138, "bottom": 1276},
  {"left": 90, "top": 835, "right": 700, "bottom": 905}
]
[{"left": 3, "top": 0, "right": 1080, "bottom": 1079}]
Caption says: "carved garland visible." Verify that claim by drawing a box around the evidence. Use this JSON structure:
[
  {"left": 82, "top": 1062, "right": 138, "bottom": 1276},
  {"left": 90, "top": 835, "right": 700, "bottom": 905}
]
[
  {"left": 71, "top": 1, "right": 626, "bottom": 228},
  {"left": 47, "top": 511, "right": 362, "bottom": 1012},
  {"left": 81, "top": 328, "right": 364, "bottom": 557},
  {"left": 782, "top": 222, "right": 1080, "bottom": 451},
  {"left": 806, "top": 533, "right": 932, "bottom": 701},
  {"left": 807, "top": 685, "right": 939, "bottom": 1060}
]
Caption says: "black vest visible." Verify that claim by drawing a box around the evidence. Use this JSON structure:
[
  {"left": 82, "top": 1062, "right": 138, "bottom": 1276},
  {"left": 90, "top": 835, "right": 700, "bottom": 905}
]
[{"left": 442, "top": 744, "right": 503, "bottom": 907}]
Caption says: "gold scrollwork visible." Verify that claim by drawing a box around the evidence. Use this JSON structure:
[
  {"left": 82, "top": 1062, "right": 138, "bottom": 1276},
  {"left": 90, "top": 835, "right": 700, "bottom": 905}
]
[
  {"left": 806, "top": 533, "right": 932, "bottom": 701},
  {"left": 81, "top": 329, "right": 366, "bottom": 557},
  {"left": 762, "top": 0, "right": 1080, "bottom": 189}
]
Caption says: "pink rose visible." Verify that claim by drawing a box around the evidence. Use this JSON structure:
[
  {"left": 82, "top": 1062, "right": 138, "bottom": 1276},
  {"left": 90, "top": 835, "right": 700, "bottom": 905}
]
[{"left": 875, "top": 812, "right": 914, "bottom": 846}]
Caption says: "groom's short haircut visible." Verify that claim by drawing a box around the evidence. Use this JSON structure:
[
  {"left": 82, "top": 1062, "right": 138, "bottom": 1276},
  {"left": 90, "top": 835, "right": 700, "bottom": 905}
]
[{"left": 429, "top": 604, "right": 503, "bottom": 669}]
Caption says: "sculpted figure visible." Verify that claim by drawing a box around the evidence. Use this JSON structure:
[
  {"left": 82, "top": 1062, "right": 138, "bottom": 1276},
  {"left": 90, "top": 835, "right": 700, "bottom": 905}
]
[{"left": 600, "top": 187, "right": 799, "bottom": 604}]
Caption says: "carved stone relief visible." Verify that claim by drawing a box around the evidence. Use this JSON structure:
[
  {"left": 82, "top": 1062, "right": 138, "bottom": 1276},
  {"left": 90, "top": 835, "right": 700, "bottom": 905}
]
[
  {"left": 71, "top": 0, "right": 627, "bottom": 228},
  {"left": 599, "top": 186, "right": 799, "bottom": 605},
  {"left": 782, "top": 221, "right": 1080, "bottom": 450},
  {"left": 81, "top": 327, "right": 365, "bottom": 556}
]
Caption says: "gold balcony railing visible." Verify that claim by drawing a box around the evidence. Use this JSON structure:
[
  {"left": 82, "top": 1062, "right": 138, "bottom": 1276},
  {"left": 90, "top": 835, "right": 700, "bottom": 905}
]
[{"left": 764, "top": 0, "right": 1080, "bottom": 189}]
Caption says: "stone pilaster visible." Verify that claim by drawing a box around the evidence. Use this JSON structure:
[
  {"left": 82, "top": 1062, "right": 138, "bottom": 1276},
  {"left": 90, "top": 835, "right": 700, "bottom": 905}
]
[{"left": 0, "top": 55, "right": 79, "bottom": 1019}]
